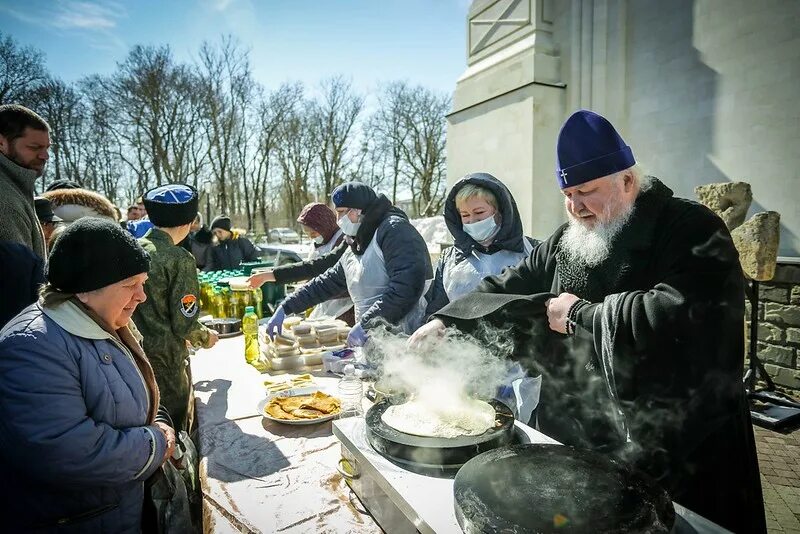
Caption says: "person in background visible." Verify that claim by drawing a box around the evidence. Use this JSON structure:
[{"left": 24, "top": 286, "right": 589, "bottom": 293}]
[
  {"left": 42, "top": 186, "right": 117, "bottom": 225},
  {"left": 0, "top": 242, "right": 45, "bottom": 328},
  {"left": 34, "top": 196, "right": 63, "bottom": 249},
  {"left": 410, "top": 110, "right": 765, "bottom": 533},
  {"left": 0, "top": 104, "right": 49, "bottom": 327},
  {"left": 44, "top": 179, "right": 81, "bottom": 192},
  {"left": 0, "top": 104, "right": 48, "bottom": 260},
  {"left": 425, "top": 173, "right": 540, "bottom": 317},
  {"left": 266, "top": 182, "right": 431, "bottom": 346},
  {"left": 133, "top": 185, "right": 219, "bottom": 433},
  {"left": 0, "top": 217, "right": 174, "bottom": 532},
  {"left": 181, "top": 212, "right": 214, "bottom": 270},
  {"left": 248, "top": 202, "right": 354, "bottom": 324},
  {"left": 205, "top": 215, "right": 259, "bottom": 271},
  {"left": 127, "top": 203, "right": 144, "bottom": 222}
]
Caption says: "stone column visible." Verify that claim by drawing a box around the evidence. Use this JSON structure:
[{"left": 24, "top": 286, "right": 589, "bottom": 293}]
[{"left": 447, "top": 0, "right": 567, "bottom": 238}]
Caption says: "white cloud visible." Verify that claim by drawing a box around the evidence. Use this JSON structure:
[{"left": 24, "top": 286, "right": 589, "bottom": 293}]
[
  {"left": 1, "top": 0, "right": 128, "bottom": 51},
  {"left": 51, "top": 1, "right": 122, "bottom": 30},
  {"left": 212, "top": 0, "right": 235, "bottom": 11}
]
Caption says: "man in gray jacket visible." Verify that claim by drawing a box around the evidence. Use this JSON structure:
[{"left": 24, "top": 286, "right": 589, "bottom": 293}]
[{"left": 0, "top": 104, "right": 51, "bottom": 326}]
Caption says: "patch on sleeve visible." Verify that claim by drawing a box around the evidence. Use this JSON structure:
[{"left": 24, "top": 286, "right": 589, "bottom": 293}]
[{"left": 180, "top": 294, "right": 198, "bottom": 318}]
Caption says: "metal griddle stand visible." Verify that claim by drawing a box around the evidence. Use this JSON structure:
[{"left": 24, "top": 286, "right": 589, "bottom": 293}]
[{"left": 744, "top": 280, "right": 800, "bottom": 430}]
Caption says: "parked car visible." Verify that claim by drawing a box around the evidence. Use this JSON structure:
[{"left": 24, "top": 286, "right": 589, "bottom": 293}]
[
  {"left": 256, "top": 245, "right": 303, "bottom": 267},
  {"left": 268, "top": 227, "right": 301, "bottom": 244}
]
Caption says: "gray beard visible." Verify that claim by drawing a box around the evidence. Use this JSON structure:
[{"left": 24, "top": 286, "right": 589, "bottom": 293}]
[{"left": 560, "top": 203, "right": 634, "bottom": 267}]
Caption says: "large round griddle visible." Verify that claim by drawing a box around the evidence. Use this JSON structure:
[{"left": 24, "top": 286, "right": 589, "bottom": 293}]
[
  {"left": 454, "top": 444, "right": 675, "bottom": 534},
  {"left": 366, "top": 398, "right": 514, "bottom": 477}
]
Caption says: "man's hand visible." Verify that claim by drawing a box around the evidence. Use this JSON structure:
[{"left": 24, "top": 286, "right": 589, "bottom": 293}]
[
  {"left": 407, "top": 319, "right": 446, "bottom": 349},
  {"left": 205, "top": 329, "right": 219, "bottom": 349},
  {"left": 545, "top": 292, "right": 580, "bottom": 334},
  {"left": 154, "top": 421, "right": 176, "bottom": 463},
  {"left": 247, "top": 271, "right": 275, "bottom": 289}
]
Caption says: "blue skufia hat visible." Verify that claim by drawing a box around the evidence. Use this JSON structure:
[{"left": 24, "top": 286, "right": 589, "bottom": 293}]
[
  {"left": 555, "top": 110, "right": 635, "bottom": 189},
  {"left": 142, "top": 183, "right": 198, "bottom": 228}
]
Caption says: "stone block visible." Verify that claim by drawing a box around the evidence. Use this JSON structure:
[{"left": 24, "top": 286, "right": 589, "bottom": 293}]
[
  {"left": 792, "top": 286, "right": 800, "bottom": 305},
  {"left": 731, "top": 211, "right": 780, "bottom": 281},
  {"left": 765, "top": 303, "right": 800, "bottom": 327},
  {"left": 758, "top": 323, "right": 784, "bottom": 343},
  {"left": 757, "top": 342, "right": 795, "bottom": 367},
  {"left": 787, "top": 328, "right": 800, "bottom": 346},
  {"left": 695, "top": 182, "right": 752, "bottom": 230},
  {"left": 764, "top": 364, "right": 800, "bottom": 390},
  {"left": 759, "top": 285, "right": 790, "bottom": 303}
]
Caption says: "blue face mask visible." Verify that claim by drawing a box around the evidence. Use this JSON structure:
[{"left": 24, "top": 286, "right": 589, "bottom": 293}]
[
  {"left": 313, "top": 235, "right": 325, "bottom": 245},
  {"left": 463, "top": 215, "right": 499, "bottom": 242},
  {"left": 338, "top": 211, "right": 362, "bottom": 236}
]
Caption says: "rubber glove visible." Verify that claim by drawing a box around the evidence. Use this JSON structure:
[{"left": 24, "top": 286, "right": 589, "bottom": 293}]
[
  {"left": 266, "top": 305, "right": 286, "bottom": 340},
  {"left": 346, "top": 323, "right": 369, "bottom": 347}
]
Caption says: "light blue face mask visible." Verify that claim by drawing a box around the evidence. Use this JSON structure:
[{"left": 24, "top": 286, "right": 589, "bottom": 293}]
[
  {"left": 338, "top": 211, "right": 362, "bottom": 236},
  {"left": 313, "top": 235, "right": 325, "bottom": 245},
  {"left": 463, "top": 215, "right": 499, "bottom": 242}
]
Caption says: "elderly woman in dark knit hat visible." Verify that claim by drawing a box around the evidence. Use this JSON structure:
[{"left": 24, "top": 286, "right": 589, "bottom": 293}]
[
  {"left": 247, "top": 202, "right": 354, "bottom": 323},
  {"left": 0, "top": 217, "right": 175, "bottom": 532},
  {"left": 205, "top": 214, "right": 259, "bottom": 271}
]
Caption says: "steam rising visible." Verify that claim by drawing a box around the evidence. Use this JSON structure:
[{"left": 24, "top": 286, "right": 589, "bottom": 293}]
[{"left": 365, "top": 323, "right": 516, "bottom": 406}]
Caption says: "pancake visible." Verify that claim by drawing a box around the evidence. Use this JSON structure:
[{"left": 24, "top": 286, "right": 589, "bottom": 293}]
[
  {"left": 264, "top": 391, "right": 341, "bottom": 421},
  {"left": 382, "top": 397, "right": 496, "bottom": 439}
]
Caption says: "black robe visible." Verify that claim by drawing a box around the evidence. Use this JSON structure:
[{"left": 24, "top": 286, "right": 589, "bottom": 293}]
[{"left": 434, "top": 179, "right": 765, "bottom": 534}]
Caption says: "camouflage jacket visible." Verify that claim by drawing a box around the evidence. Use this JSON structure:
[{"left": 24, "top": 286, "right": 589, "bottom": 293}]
[{"left": 133, "top": 228, "right": 210, "bottom": 368}]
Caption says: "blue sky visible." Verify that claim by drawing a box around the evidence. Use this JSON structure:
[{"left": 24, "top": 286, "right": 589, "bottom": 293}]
[{"left": 0, "top": 0, "right": 469, "bottom": 95}]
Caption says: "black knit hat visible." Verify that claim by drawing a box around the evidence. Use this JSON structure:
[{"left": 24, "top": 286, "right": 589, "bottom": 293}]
[
  {"left": 143, "top": 184, "right": 199, "bottom": 227},
  {"left": 331, "top": 181, "right": 378, "bottom": 210},
  {"left": 47, "top": 217, "right": 150, "bottom": 293},
  {"left": 210, "top": 215, "right": 232, "bottom": 232}
]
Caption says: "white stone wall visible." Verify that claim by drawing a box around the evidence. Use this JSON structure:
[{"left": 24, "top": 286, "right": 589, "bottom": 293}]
[
  {"left": 447, "top": 84, "right": 566, "bottom": 240},
  {"left": 622, "top": 0, "right": 800, "bottom": 256}
]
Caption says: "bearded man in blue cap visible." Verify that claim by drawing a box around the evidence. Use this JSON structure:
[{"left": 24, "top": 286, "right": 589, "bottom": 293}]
[{"left": 411, "top": 110, "right": 765, "bottom": 532}]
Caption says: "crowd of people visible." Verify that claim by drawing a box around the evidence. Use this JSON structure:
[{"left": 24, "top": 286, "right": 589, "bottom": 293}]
[{"left": 0, "top": 100, "right": 767, "bottom": 533}]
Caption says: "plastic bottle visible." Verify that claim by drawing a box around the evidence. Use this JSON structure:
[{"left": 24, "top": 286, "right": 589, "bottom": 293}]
[
  {"left": 337, "top": 364, "right": 364, "bottom": 418},
  {"left": 242, "top": 306, "right": 260, "bottom": 364},
  {"left": 252, "top": 287, "right": 264, "bottom": 318}
]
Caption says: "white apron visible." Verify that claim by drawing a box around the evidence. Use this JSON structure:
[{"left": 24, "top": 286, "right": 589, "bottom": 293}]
[
  {"left": 308, "top": 230, "right": 354, "bottom": 320},
  {"left": 442, "top": 239, "right": 534, "bottom": 302},
  {"left": 339, "top": 237, "right": 429, "bottom": 334}
]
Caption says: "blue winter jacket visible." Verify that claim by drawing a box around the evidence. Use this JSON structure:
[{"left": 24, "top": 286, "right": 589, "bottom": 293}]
[{"left": 0, "top": 300, "right": 168, "bottom": 532}]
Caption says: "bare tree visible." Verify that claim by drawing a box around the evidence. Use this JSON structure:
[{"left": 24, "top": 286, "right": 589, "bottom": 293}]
[
  {"left": 28, "top": 78, "right": 84, "bottom": 188},
  {"left": 0, "top": 32, "right": 47, "bottom": 105},
  {"left": 276, "top": 102, "right": 315, "bottom": 220},
  {"left": 398, "top": 85, "right": 450, "bottom": 217},
  {"left": 309, "top": 76, "right": 364, "bottom": 199},
  {"left": 368, "top": 81, "right": 411, "bottom": 204},
  {"left": 368, "top": 82, "right": 450, "bottom": 216},
  {"left": 246, "top": 82, "right": 304, "bottom": 232},
  {"left": 197, "top": 36, "right": 253, "bottom": 217},
  {"left": 94, "top": 45, "right": 205, "bottom": 195}
]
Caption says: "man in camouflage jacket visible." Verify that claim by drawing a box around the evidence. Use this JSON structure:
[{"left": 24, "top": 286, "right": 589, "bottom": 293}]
[{"left": 133, "top": 184, "right": 218, "bottom": 432}]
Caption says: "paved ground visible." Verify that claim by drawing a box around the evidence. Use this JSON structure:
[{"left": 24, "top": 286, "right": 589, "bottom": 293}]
[{"left": 755, "top": 424, "right": 800, "bottom": 533}]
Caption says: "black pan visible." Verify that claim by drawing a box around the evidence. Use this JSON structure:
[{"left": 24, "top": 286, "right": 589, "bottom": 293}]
[
  {"left": 365, "top": 398, "right": 515, "bottom": 477},
  {"left": 454, "top": 443, "right": 675, "bottom": 534}
]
